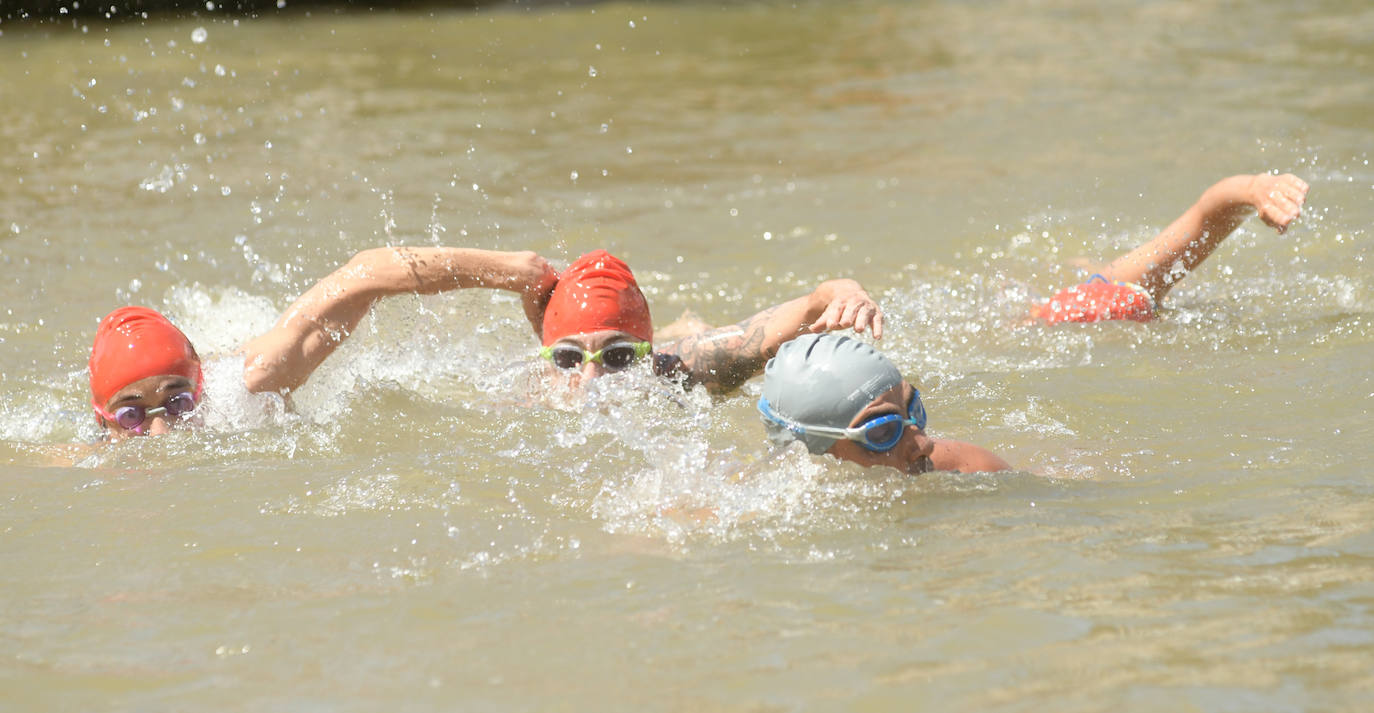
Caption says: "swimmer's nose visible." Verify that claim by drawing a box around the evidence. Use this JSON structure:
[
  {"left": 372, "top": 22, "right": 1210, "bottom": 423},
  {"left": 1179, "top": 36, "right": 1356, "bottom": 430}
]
[
  {"left": 578, "top": 359, "right": 606, "bottom": 382},
  {"left": 147, "top": 414, "right": 174, "bottom": 436},
  {"left": 908, "top": 430, "right": 935, "bottom": 461}
]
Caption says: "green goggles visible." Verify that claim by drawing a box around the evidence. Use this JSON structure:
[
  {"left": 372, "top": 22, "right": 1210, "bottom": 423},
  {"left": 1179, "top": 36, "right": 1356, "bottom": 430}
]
[{"left": 539, "top": 341, "right": 651, "bottom": 371}]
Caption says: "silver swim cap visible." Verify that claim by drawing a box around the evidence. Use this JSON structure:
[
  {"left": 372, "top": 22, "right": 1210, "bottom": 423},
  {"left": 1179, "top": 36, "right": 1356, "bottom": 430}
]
[{"left": 759, "top": 333, "right": 903, "bottom": 454}]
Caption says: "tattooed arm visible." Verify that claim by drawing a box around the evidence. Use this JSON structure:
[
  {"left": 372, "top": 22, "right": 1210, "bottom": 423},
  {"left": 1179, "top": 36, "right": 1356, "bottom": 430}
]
[{"left": 656, "top": 279, "right": 882, "bottom": 394}]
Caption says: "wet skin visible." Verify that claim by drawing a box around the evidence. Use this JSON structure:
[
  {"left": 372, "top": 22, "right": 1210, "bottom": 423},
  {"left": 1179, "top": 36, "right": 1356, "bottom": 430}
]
[
  {"left": 97, "top": 373, "right": 198, "bottom": 439},
  {"left": 825, "top": 381, "right": 1012, "bottom": 474},
  {"left": 826, "top": 382, "right": 936, "bottom": 475}
]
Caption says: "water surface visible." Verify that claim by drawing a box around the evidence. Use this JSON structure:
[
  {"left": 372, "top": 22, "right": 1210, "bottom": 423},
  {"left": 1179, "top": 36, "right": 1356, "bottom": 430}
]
[{"left": 2, "top": 1, "right": 1373, "bottom": 710}]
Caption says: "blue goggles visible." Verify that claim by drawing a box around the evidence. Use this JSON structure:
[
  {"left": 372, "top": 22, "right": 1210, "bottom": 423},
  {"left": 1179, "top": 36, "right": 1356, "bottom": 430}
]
[{"left": 757, "top": 388, "right": 927, "bottom": 453}]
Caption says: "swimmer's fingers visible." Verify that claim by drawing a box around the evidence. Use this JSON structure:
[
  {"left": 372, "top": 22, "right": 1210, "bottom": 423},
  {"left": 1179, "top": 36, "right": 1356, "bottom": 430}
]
[
  {"left": 839, "top": 299, "right": 866, "bottom": 332},
  {"left": 810, "top": 299, "right": 848, "bottom": 333},
  {"left": 808, "top": 279, "right": 881, "bottom": 337},
  {"left": 1259, "top": 192, "right": 1303, "bottom": 233},
  {"left": 1254, "top": 174, "right": 1310, "bottom": 233},
  {"left": 810, "top": 296, "right": 862, "bottom": 334},
  {"left": 834, "top": 297, "right": 883, "bottom": 338},
  {"left": 847, "top": 300, "right": 879, "bottom": 336}
]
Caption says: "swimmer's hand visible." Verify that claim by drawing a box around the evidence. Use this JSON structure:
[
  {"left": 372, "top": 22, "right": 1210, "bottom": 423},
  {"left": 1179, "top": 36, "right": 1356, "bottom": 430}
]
[
  {"left": 1249, "top": 173, "right": 1309, "bottom": 234},
  {"left": 808, "top": 278, "right": 883, "bottom": 340}
]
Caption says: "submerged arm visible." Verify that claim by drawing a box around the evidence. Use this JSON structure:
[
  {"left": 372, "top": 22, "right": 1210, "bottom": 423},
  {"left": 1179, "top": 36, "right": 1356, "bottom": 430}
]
[
  {"left": 659, "top": 278, "right": 882, "bottom": 394},
  {"left": 1099, "top": 173, "right": 1308, "bottom": 302},
  {"left": 241, "top": 247, "right": 556, "bottom": 394}
]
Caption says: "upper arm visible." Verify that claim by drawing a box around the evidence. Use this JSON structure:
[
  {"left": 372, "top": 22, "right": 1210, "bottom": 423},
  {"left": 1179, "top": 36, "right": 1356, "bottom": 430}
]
[{"left": 239, "top": 250, "right": 394, "bottom": 394}]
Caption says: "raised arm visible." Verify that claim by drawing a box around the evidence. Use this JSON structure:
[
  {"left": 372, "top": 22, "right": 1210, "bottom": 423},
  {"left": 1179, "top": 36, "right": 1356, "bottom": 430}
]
[
  {"left": 658, "top": 278, "right": 882, "bottom": 394},
  {"left": 1099, "top": 173, "right": 1309, "bottom": 302},
  {"left": 241, "top": 247, "right": 557, "bottom": 394}
]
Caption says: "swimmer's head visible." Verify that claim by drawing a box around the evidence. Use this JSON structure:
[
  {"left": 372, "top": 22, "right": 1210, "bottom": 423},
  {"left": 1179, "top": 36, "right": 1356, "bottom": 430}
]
[
  {"left": 89, "top": 306, "right": 203, "bottom": 437},
  {"left": 759, "top": 333, "right": 903, "bottom": 454},
  {"left": 541, "top": 250, "right": 652, "bottom": 347}
]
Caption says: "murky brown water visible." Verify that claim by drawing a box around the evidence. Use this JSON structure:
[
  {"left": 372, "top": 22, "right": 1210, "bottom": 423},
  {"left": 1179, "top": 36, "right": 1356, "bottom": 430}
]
[{"left": 3, "top": 1, "right": 1373, "bottom": 710}]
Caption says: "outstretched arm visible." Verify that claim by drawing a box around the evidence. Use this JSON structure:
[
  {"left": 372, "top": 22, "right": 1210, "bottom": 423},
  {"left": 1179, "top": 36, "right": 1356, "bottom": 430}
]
[
  {"left": 658, "top": 278, "right": 882, "bottom": 394},
  {"left": 1099, "top": 173, "right": 1308, "bottom": 303},
  {"left": 241, "top": 247, "right": 557, "bottom": 394}
]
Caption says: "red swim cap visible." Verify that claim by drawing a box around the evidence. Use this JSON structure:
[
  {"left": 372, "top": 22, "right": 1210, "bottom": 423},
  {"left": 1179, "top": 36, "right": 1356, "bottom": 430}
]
[
  {"left": 1035, "top": 281, "right": 1155, "bottom": 324},
  {"left": 541, "top": 250, "right": 653, "bottom": 346},
  {"left": 89, "top": 307, "right": 202, "bottom": 407}
]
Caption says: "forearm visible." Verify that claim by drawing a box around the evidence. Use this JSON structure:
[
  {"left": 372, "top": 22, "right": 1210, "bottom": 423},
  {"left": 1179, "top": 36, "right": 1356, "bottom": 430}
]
[
  {"left": 337, "top": 246, "right": 551, "bottom": 297},
  {"left": 758, "top": 279, "right": 870, "bottom": 353},
  {"left": 660, "top": 279, "right": 871, "bottom": 395}
]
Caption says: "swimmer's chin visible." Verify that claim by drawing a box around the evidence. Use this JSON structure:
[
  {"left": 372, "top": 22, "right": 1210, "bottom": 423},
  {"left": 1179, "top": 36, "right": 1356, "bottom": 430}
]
[{"left": 906, "top": 456, "right": 933, "bottom": 476}]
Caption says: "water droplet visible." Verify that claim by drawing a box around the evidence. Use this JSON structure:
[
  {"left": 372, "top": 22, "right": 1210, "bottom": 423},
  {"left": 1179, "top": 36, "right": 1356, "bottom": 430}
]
[
  {"left": 588, "top": 66, "right": 598, "bottom": 77},
  {"left": 570, "top": 170, "right": 579, "bottom": 181},
  {"left": 191, "top": 27, "right": 208, "bottom": 44}
]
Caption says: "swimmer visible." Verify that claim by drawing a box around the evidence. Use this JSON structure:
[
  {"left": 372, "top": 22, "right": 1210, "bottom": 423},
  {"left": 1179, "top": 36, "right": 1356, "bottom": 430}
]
[
  {"left": 757, "top": 333, "right": 1010, "bottom": 474},
  {"left": 1034, "top": 173, "right": 1309, "bottom": 323},
  {"left": 91, "top": 248, "right": 882, "bottom": 438}
]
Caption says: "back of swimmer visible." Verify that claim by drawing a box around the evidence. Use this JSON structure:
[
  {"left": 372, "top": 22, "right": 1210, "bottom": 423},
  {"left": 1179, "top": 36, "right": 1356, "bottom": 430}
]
[
  {"left": 1034, "top": 173, "right": 1308, "bottom": 324},
  {"left": 758, "top": 333, "right": 1009, "bottom": 475}
]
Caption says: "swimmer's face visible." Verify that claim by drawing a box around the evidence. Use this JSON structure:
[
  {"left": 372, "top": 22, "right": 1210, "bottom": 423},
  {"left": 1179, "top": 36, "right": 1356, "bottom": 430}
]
[
  {"left": 542, "top": 329, "right": 651, "bottom": 389},
  {"left": 827, "top": 381, "right": 935, "bottom": 475},
  {"left": 96, "top": 373, "right": 199, "bottom": 440}
]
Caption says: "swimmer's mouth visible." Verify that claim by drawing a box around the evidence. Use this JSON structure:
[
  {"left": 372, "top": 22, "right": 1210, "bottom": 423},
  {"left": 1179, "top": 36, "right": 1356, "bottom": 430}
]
[{"left": 908, "top": 456, "right": 933, "bottom": 475}]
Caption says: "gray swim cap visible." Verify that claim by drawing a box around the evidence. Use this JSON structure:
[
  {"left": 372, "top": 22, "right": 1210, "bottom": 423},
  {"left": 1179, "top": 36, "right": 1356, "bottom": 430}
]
[{"left": 759, "top": 333, "right": 903, "bottom": 454}]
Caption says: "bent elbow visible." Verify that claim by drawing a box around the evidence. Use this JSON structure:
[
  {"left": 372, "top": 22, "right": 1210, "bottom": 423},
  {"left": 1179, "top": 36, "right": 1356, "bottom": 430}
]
[{"left": 242, "top": 351, "right": 294, "bottom": 395}]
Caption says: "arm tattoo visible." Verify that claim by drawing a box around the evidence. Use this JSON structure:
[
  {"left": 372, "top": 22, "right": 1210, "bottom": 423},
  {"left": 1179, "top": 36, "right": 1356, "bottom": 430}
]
[{"left": 658, "top": 306, "right": 781, "bottom": 394}]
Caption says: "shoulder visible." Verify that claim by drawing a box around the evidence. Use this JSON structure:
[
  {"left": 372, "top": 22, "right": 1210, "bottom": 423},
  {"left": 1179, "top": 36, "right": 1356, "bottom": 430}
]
[{"left": 930, "top": 439, "right": 1012, "bottom": 474}]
